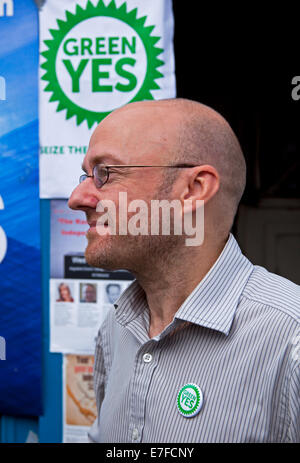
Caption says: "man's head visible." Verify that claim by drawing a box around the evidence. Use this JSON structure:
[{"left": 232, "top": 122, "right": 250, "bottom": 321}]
[
  {"left": 68, "top": 98, "right": 246, "bottom": 274},
  {"left": 83, "top": 284, "right": 97, "bottom": 303},
  {"left": 106, "top": 283, "right": 121, "bottom": 304}
]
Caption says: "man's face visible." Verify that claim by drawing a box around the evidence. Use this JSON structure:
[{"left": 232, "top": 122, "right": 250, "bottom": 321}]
[
  {"left": 68, "top": 102, "right": 181, "bottom": 272},
  {"left": 84, "top": 285, "right": 96, "bottom": 302},
  {"left": 107, "top": 285, "right": 120, "bottom": 303}
]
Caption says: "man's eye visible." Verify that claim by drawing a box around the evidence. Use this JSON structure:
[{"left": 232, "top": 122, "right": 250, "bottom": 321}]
[{"left": 108, "top": 168, "right": 123, "bottom": 178}]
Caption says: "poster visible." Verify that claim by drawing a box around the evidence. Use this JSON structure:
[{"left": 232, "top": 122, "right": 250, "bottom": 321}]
[
  {"left": 63, "top": 354, "right": 96, "bottom": 443},
  {"left": 0, "top": 0, "right": 42, "bottom": 416},
  {"left": 39, "top": 0, "right": 176, "bottom": 198},
  {"left": 50, "top": 199, "right": 133, "bottom": 353},
  {"left": 50, "top": 278, "right": 130, "bottom": 353}
]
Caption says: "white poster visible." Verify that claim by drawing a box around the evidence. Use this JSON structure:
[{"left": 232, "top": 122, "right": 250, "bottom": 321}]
[
  {"left": 50, "top": 277, "right": 130, "bottom": 353},
  {"left": 39, "top": 0, "right": 176, "bottom": 198}
]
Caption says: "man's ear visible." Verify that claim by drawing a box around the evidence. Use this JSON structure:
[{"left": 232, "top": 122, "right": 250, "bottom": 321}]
[{"left": 181, "top": 165, "right": 220, "bottom": 209}]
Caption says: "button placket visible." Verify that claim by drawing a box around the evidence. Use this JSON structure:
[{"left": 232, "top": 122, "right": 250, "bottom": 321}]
[{"left": 129, "top": 342, "right": 160, "bottom": 442}]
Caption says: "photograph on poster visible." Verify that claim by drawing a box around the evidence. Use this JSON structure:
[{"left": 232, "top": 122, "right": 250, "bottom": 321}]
[
  {"left": 56, "top": 282, "right": 74, "bottom": 303},
  {"left": 105, "top": 283, "right": 122, "bottom": 305},
  {"left": 80, "top": 283, "right": 97, "bottom": 303}
]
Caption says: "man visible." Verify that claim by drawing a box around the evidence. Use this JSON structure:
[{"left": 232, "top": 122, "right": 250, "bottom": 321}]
[
  {"left": 81, "top": 283, "right": 97, "bottom": 303},
  {"left": 68, "top": 98, "right": 299, "bottom": 443},
  {"left": 105, "top": 283, "right": 121, "bottom": 305}
]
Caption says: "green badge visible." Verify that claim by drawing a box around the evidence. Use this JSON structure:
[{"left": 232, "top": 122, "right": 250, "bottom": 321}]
[
  {"left": 41, "top": 0, "right": 164, "bottom": 128},
  {"left": 177, "top": 383, "right": 203, "bottom": 418}
]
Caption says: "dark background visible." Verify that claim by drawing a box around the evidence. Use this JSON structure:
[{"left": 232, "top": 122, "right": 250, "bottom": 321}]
[{"left": 172, "top": 3, "right": 300, "bottom": 204}]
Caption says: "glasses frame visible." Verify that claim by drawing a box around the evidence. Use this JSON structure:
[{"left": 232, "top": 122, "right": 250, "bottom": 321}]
[{"left": 79, "top": 163, "right": 197, "bottom": 189}]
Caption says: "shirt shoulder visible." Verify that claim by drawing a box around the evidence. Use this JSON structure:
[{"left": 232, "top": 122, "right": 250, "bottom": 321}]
[{"left": 242, "top": 265, "right": 300, "bottom": 323}]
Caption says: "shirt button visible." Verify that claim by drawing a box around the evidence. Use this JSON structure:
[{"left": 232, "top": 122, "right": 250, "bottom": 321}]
[
  {"left": 143, "top": 353, "right": 152, "bottom": 363},
  {"left": 132, "top": 428, "right": 139, "bottom": 440}
]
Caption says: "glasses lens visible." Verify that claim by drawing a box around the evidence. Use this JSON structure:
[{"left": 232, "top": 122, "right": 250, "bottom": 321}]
[
  {"left": 79, "top": 174, "right": 87, "bottom": 184},
  {"left": 93, "top": 165, "right": 108, "bottom": 188}
]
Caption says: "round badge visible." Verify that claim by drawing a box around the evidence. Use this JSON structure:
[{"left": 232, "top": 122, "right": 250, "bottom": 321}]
[{"left": 177, "top": 383, "right": 203, "bottom": 418}]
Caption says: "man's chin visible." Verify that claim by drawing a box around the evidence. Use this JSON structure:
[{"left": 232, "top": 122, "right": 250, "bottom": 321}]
[{"left": 84, "top": 243, "right": 123, "bottom": 271}]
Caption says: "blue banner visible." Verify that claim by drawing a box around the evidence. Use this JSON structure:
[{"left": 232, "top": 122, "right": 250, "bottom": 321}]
[{"left": 0, "top": 0, "right": 42, "bottom": 416}]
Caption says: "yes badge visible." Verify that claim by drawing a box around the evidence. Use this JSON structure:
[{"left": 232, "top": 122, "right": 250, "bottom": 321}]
[{"left": 177, "top": 383, "right": 203, "bottom": 418}]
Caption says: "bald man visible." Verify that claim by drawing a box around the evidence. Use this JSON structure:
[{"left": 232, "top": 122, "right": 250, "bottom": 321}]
[{"left": 69, "top": 98, "right": 299, "bottom": 443}]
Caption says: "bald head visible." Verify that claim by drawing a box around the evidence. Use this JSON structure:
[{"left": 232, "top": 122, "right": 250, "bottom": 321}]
[
  {"left": 163, "top": 98, "right": 246, "bottom": 217},
  {"left": 69, "top": 98, "right": 246, "bottom": 274},
  {"left": 91, "top": 98, "right": 246, "bottom": 235},
  {"left": 109, "top": 98, "right": 246, "bottom": 228}
]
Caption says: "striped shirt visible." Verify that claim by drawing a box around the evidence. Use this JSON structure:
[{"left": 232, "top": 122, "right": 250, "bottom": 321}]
[{"left": 88, "top": 233, "right": 300, "bottom": 443}]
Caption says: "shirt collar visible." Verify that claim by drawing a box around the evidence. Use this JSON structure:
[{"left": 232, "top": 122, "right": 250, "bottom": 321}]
[
  {"left": 113, "top": 279, "right": 147, "bottom": 327},
  {"left": 174, "top": 233, "right": 253, "bottom": 335},
  {"left": 114, "top": 233, "right": 254, "bottom": 336}
]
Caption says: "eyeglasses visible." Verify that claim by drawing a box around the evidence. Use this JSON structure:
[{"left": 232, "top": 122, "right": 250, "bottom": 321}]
[{"left": 79, "top": 164, "right": 197, "bottom": 189}]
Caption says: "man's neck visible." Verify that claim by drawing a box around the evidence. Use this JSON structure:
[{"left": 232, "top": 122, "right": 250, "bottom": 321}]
[{"left": 135, "top": 235, "right": 229, "bottom": 338}]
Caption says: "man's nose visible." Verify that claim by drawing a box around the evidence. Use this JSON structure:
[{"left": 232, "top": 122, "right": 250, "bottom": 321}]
[{"left": 68, "top": 178, "right": 99, "bottom": 211}]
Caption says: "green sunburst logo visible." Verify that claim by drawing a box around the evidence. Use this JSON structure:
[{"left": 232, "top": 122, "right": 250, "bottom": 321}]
[
  {"left": 177, "top": 383, "right": 203, "bottom": 418},
  {"left": 40, "top": 0, "right": 164, "bottom": 128}
]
